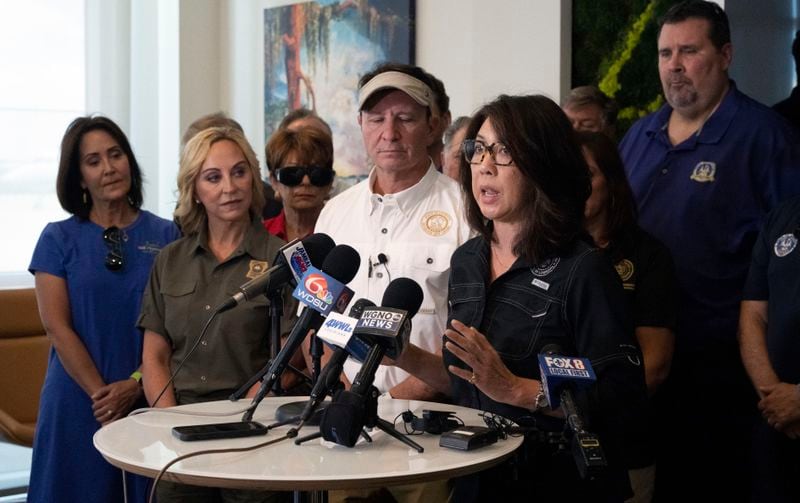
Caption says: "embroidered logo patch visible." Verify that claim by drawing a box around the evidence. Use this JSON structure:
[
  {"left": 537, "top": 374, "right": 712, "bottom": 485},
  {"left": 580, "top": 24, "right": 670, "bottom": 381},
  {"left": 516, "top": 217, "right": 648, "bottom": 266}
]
[
  {"left": 689, "top": 161, "right": 716, "bottom": 183},
  {"left": 532, "top": 257, "right": 560, "bottom": 277},
  {"left": 774, "top": 233, "right": 797, "bottom": 257},
  {"left": 137, "top": 242, "right": 163, "bottom": 255},
  {"left": 421, "top": 210, "right": 451, "bottom": 236},
  {"left": 246, "top": 260, "right": 270, "bottom": 279},
  {"left": 614, "top": 259, "right": 635, "bottom": 282}
]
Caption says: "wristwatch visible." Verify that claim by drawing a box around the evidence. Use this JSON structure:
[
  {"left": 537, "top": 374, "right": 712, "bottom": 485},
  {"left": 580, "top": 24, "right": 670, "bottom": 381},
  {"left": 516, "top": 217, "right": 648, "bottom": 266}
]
[{"left": 533, "top": 382, "right": 548, "bottom": 412}]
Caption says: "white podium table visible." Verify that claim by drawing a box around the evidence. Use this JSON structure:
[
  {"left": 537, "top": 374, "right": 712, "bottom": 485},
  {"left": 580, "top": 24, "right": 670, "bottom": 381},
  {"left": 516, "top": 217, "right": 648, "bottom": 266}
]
[{"left": 93, "top": 397, "right": 523, "bottom": 491}]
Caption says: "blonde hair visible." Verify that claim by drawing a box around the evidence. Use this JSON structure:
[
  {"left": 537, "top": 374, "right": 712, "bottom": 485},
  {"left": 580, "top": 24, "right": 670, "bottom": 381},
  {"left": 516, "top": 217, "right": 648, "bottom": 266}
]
[{"left": 174, "top": 127, "right": 265, "bottom": 235}]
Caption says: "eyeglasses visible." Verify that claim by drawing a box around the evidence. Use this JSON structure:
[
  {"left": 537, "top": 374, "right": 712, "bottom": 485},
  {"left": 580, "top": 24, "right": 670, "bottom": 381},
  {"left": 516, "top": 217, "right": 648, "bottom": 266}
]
[
  {"left": 275, "top": 166, "right": 335, "bottom": 187},
  {"left": 103, "top": 226, "right": 124, "bottom": 271},
  {"left": 462, "top": 139, "right": 514, "bottom": 166}
]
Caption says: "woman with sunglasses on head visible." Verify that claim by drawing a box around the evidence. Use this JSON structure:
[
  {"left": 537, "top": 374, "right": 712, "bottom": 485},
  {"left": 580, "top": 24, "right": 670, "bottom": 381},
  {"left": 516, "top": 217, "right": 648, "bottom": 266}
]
[
  {"left": 27, "top": 116, "right": 180, "bottom": 503},
  {"left": 393, "top": 95, "right": 648, "bottom": 501},
  {"left": 263, "top": 126, "right": 335, "bottom": 242},
  {"left": 139, "top": 126, "right": 288, "bottom": 502}
]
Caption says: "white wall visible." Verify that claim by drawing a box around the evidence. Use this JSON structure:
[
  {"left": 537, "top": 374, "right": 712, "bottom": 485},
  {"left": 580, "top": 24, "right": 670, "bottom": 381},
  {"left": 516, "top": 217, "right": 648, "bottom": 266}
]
[{"left": 416, "top": 0, "right": 571, "bottom": 118}]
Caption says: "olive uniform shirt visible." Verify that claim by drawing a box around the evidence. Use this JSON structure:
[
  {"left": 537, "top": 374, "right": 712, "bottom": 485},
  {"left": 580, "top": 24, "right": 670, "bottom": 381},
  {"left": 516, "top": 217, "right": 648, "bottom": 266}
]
[{"left": 138, "top": 219, "right": 286, "bottom": 404}]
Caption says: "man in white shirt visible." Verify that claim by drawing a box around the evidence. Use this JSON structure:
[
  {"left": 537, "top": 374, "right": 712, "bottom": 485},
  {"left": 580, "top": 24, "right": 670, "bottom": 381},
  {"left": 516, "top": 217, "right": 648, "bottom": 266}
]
[{"left": 314, "top": 63, "right": 471, "bottom": 400}]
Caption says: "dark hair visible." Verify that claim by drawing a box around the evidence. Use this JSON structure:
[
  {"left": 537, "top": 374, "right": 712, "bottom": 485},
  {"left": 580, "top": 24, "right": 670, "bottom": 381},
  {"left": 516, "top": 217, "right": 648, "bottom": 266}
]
[
  {"left": 56, "top": 116, "right": 143, "bottom": 219},
  {"left": 265, "top": 127, "right": 334, "bottom": 174},
  {"left": 422, "top": 69, "right": 450, "bottom": 118},
  {"left": 575, "top": 132, "right": 639, "bottom": 261},
  {"left": 460, "top": 95, "right": 591, "bottom": 263},
  {"left": 278, "top": 108, "right": 333, "bottom": 136},
  {"left": 562, "top": 86, "right": 619, "bottom": 129},
  {"left": 358, "top": 62, "right": 442, "bottom": 117},
  {"left": 181, "top": 112, "right": 244, "bottom": 149},
  {"left": 658, "top": 0, "right": 731, "bottom": 50}
]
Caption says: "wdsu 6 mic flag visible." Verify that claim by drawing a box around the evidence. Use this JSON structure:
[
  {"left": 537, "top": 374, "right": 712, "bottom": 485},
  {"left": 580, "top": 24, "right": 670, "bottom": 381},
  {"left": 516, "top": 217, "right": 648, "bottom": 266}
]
[
  {"left": 292, "top": 266, "right": 354, "bottom": 317},
  {"left": 241, "top": 245, "right": 359, "bottom": 422},
  {"left": 214, "top": 233, "right": 335, "bottom": 313}
]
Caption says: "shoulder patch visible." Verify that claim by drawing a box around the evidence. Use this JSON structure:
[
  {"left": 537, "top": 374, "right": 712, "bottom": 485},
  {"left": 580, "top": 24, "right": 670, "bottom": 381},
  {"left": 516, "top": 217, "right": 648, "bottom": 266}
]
[{"left": 774, "top": 233, "right": 797, "bottom": 258}]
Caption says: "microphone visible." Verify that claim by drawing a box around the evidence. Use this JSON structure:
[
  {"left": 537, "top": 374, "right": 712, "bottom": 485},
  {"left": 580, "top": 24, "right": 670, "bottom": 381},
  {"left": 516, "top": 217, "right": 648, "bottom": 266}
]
[
  {"left": 319, "top": 278, "right": 423, "bottom": 447},
  {"left": 299, "top": 299, "right": 376, "bottom": 423},
  {"left": 537, "top": 344, "right": 597, "bottom": 409},
  {"left": 538, "top": 344, "right": 607, "bottom": 480},
  {"left": 315, "top": 299, "right": 376, "bottom": 362},
  {"left": 215, "top": 233, "right": 335, "bottom": 313},
  {"left": 349, "top": 278, "right": 424, "bottom": 397},
  {"left": 242, "top": 244, "right": 360, "bottom": 422}
]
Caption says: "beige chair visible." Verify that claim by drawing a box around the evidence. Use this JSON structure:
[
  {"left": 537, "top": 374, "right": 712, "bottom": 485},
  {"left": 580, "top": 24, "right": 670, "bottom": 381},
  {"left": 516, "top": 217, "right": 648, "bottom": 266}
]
[{"left": 0, "top": 288, "right": 50, "bottom": 446}]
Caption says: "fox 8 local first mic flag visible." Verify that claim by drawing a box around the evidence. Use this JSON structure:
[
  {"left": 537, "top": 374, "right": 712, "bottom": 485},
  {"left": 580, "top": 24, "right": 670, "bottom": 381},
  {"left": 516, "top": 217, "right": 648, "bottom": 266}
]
[
  {"left": 292, "top": 266, "right": 354, "bottom": 316},
  {"left": 537, "top": 354, "right": 596, "bottom": 409}
]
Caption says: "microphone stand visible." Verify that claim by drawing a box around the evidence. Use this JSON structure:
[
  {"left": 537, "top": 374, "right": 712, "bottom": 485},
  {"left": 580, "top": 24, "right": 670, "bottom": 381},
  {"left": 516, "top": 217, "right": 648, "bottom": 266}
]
[
  {"left": 310, "top": 332, "right": 324, "bottom": 383},
  {"left": 295, "top": 386, "right": 424, "bottom": 453},
  {"left": 229, "top": 289, "right": 284, "bottom": 401}
]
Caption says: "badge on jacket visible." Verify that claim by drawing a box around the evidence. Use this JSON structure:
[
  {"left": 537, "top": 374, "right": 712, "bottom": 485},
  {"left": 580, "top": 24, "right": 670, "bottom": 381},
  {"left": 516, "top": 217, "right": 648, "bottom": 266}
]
[{"left": 247, "top": 260, "right": 270, "bottom": 279}]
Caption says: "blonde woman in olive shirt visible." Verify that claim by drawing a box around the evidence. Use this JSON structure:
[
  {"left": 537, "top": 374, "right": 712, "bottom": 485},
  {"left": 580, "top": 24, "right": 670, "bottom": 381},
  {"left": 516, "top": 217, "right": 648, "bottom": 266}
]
[{"left": 139, "top": 127, "right": 287, "bottom": 503}]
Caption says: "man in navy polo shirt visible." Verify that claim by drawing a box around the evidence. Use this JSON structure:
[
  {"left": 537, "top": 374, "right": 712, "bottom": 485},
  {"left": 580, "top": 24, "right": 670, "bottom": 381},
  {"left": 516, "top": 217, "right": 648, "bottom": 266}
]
[
  {"left": 740, "top": 197, "right": 800, "bottom": 502},
  {"left": 619, "top": 1, "right": 800, "bottom": 501}
]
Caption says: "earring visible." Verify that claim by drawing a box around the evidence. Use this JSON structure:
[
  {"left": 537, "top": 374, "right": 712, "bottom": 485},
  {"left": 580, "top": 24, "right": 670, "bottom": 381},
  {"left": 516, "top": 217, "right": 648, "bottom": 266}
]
[
  {"left": 127, "top": 194, "right": 135, "bottom": 206},
  {"left": 82, "top": 189, "right": 89, "bottom": 205}
]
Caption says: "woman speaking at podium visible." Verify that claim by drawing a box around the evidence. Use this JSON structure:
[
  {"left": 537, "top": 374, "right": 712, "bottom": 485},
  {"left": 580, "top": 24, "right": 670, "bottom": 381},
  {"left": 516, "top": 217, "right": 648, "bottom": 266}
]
[{"left": 394, "top": 95, "right": 648, "bottom": 502}]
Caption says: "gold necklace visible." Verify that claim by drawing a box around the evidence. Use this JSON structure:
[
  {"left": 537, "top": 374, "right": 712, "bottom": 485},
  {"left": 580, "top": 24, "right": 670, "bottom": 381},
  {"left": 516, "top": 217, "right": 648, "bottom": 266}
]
[{"left": 491, "top": 244, "right": 514, "bottom": 270}]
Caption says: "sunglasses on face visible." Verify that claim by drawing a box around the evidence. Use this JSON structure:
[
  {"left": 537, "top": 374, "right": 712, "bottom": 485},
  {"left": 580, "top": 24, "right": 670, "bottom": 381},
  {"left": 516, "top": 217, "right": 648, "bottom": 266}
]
[
  {"left": 275, "top": 165, "right": 335, "bottom": 187},
  {"left": 103, "top": 226, "right": 124, "bottom": 271}
]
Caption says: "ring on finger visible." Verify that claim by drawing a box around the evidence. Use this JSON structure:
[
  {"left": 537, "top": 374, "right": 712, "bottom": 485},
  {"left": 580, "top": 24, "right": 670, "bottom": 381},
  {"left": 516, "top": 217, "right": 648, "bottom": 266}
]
[{"left": 469, "top": 372, "right": 477, "bottom": 384}]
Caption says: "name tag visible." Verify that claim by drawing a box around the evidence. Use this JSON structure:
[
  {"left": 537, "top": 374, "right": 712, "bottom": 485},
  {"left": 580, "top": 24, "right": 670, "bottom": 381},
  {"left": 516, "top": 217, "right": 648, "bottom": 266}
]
[{"left": 532, "top": 278, "right": 550, "bottom": 291}]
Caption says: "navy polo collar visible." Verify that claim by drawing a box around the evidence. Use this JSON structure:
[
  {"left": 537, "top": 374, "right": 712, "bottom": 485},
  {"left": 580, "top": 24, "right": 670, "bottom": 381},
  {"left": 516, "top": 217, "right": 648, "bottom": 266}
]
[{"left": 647, "top": 80, "right": 741, "bottom": 149}]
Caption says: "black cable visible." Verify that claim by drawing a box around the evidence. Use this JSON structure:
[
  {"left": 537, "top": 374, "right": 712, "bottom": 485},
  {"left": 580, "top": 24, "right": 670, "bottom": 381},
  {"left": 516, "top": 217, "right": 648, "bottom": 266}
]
[
  {"left": 146, "top": 428, "right": 298, "bottom": 503},
  {"left": 150, "top": 310, "right": 218, "bottom": 407}
]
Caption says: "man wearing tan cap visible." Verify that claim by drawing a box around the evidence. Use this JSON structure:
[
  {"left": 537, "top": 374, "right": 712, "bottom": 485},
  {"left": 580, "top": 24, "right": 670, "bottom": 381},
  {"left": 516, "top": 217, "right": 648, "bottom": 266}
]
[
  {"left": 314, "top": 63, "right": 471, "bottom": 401},
  {"left": 312, "top": 62, "right": 470, "bottom": 502}
]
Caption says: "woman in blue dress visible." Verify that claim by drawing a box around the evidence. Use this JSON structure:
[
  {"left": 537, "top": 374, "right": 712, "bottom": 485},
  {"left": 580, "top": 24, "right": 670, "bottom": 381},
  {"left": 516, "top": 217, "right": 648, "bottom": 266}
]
[{"left": 27, "top": 116, "right": 180, "bottom": 502}]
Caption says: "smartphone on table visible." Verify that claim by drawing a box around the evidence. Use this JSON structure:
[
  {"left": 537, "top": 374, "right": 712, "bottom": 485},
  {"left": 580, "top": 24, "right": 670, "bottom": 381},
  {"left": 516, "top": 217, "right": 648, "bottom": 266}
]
[{"left": 172, "top": 421, "right": 268, "bottom": 441}]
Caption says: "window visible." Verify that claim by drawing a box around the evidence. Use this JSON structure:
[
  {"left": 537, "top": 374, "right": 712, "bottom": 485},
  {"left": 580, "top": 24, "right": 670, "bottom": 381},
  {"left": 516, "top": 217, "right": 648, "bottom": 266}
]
[{"left": 0, "top": 0, "right": 85, "bottom": 286}]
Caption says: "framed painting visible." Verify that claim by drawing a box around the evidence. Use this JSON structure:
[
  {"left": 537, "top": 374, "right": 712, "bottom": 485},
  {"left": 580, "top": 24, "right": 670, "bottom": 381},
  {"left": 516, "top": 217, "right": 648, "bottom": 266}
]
[{"left": 264, "top": 0, "right": 416, "bottom": 179}]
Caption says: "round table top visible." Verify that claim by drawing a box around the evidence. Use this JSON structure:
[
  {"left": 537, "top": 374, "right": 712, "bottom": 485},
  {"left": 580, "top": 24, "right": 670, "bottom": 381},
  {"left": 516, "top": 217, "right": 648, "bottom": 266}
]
[{"left": 93, "top": 396, "right": 523, "bottom": 491}]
